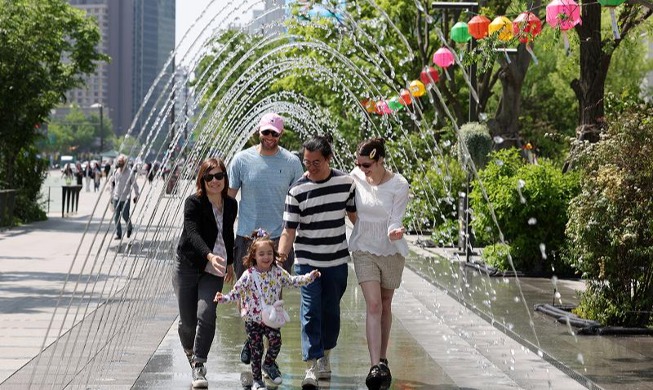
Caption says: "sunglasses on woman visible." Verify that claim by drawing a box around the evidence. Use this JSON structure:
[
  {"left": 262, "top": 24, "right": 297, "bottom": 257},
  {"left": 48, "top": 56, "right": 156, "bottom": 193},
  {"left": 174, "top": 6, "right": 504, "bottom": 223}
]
[
  {"left": 260, "top": 130, "right": 280, "bottom": 137},
  {"left": 203, "top": 172, "right": 226, "bottom": 182}
]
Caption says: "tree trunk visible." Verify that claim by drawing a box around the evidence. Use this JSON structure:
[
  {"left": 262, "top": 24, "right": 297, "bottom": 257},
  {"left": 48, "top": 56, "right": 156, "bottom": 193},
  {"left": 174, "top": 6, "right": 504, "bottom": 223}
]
[
  {"left": 571, "top": 1, "right": 611, "bottom": 144},
  {"left": 489, "top": 44, "right": 533, "bottom": 149}
]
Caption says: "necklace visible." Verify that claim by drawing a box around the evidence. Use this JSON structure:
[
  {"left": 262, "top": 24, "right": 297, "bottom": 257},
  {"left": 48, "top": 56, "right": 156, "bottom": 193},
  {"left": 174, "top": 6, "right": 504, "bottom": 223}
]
[{"left": 369, "top": 169, "right": 388, "bottom": 186}]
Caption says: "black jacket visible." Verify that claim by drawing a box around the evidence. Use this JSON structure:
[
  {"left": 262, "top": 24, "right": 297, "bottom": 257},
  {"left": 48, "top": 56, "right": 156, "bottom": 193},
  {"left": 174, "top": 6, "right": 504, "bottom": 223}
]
[{"left": 176, "top": 193, "right": 237, "bottom": 270}]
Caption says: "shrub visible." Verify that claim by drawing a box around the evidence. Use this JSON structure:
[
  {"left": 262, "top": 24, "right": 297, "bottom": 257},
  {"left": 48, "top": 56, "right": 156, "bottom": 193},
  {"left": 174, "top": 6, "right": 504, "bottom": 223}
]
[
  {"left": 481, "top": 242, "right": 512, "bottom": 270},
  {"left": 404, "top": 153, "right": 465, "bottom": 234},
  {"left": 13, "top": 147, "right": 48, "bottom": 223},
  {"left": 457, "top": 122, "right": 492, "bottom": 170},
  {"left": 471, "top": 148, "right": 580, "bottom": 275},
  {"left": 565, "top": 103, "right": 653, "bottom": 327}
]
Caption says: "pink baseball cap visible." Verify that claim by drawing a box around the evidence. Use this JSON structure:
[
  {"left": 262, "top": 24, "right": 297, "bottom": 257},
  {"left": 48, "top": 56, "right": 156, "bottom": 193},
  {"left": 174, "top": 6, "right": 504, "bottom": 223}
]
[{"left": 258, "top": 113, "right": 284, "bottom": 134}]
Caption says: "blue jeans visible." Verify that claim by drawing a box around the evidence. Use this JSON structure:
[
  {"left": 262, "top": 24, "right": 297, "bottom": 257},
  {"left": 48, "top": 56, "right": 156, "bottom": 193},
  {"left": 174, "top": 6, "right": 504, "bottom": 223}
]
[
  {"left": 295, "top": 263, "right": 348, "bottom": 361},
  {"left": 113, "top": 199, "right": 132, "bottom": 238},
  {"left": 172, "top": 259, "right": 224, "bottom": 363}
]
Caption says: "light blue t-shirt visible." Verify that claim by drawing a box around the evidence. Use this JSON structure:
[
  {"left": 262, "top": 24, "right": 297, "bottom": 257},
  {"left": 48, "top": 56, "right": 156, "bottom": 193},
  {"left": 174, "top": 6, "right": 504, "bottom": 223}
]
[{"left": 229, "top": 146, "right": 304, "bottom": 238}]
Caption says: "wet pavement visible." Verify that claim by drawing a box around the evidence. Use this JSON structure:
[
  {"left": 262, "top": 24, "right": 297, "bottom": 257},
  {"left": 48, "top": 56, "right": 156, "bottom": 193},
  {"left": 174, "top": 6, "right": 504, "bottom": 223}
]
[{"left": 1, "top": 171, "right": 652, "bottom": 389}]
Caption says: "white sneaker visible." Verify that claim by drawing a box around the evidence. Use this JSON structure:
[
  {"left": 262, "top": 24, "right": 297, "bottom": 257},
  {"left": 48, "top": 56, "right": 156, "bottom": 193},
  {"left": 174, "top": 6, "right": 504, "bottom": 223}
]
[
  {"left": 301, "top": 360, "right": 318, "bottom": 388},
  {"left": 191, "top": 363, "right": 208, "bottom": 388},
  {"left": 240, "top": 371, "right": 253, "bottom": 387},
  {"left": 317, "top": 355, "right": 331, "bottom": 379}
]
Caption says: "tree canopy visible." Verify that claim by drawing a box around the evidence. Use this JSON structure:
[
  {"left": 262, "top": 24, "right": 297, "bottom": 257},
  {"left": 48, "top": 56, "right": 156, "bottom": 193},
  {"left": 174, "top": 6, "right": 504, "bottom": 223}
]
[{"left": 0, "top": 0, "right": 106, "bottom": 221}]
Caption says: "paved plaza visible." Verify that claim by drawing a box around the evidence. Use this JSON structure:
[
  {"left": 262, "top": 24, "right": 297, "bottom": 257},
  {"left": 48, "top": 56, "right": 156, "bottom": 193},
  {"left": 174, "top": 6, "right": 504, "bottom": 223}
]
[{"left": 0, "top": 171, "right": 652, "bottom": 389}]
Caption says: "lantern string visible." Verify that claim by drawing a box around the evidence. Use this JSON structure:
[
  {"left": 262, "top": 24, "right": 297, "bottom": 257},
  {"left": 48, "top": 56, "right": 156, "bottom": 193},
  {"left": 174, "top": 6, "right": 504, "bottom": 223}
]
[
  {"left": 609, "top": 8, "right": 621, "bottom": 39},
  {"left": 563, "top": 31, "right": 571, "bottom": 56},
  {"left": 526, "top": 45, "right": 539, "bottom": 65}
]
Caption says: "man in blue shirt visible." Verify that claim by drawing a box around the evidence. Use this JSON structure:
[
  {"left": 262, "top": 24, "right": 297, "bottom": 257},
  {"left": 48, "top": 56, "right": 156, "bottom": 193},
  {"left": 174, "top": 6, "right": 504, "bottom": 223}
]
[{"left": 227, "top": 112, "right": 304, "bottom": 376}]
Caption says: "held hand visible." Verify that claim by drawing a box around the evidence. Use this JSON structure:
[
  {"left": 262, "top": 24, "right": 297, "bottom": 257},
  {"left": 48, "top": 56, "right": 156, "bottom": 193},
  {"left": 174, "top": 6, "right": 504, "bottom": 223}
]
[
  {"left": 388, "top": 227, "right": 406, "bottom": 241},
  {"left": 277, "top": 252, "right": 288, "bottom": 263},
  {"left": 224, "top": 264, "right": 234, "bottom": 284},
  {"left": 310, "top": 270, "right": 321, "bottom": 279},
  {"left": 210, "top": 254, "right": 227, "bottom": 276},
  {"left": 213, "top": 292, "right": 223, "bottom": 303}
]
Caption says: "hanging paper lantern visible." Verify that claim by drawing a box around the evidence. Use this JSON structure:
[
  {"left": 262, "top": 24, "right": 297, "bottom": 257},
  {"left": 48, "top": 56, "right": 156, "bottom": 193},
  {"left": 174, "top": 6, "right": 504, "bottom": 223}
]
[
  {"left": 419, "top": 67, "right": 439, "bottom": 85},
  {"left": 399, "top": 89, "right": 413, "bottom": 105},
  {"left": 512, "top": 12, "right": 543, "bottom": 43},
  {"left": 375, "top": 100, "right": 392, "bottom": 115},
  {"left": 387, "top": 97, "right": 404, "bottom": 111},
  {"left": 451, "top": 21, "right": 472, "bottom": 43},
  {"left": 468, "top": 15, "right": 491, "bottom": 40},
  {"left": 598, "top": 0, "right": 626, "bottom": 39},
  {"left": 361, "top": 99, "right": 376, "bottom": 114},
  {"left": 409, "top": 80, "right": 426, "bottom": 97},
  {"left": 488, "top": 16, "right": 513, "bottom": 42},
  {"left": 513, "top": 12, "right": 542, "bottom": 64},
  {"left": 546, "top": 0, "right": 582, "bottom": 30},
  {"left": 433, "top": 48, "right": 455, "bottom": 68},
  {"left": 546, "top": 0, "right": 582, "bottom": 52}
]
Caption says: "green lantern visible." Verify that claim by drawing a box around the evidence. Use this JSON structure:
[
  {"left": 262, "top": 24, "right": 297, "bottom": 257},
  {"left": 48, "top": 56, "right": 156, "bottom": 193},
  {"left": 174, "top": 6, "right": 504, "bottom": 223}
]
[
  {"left": 451, "top": 21, "right": 471, "bottom": 43},
  {"left": 598, "top": 0, "right": 625, "bottom": 6},
  {"left": 387, "top": 97, "right": 404, "bottom": 111}
]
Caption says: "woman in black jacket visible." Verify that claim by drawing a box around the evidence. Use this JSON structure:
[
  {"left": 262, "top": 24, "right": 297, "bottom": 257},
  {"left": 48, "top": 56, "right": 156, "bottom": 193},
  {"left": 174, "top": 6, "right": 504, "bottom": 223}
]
[{"left": 173, "top": 157, "right": 237, "bottom": 388}]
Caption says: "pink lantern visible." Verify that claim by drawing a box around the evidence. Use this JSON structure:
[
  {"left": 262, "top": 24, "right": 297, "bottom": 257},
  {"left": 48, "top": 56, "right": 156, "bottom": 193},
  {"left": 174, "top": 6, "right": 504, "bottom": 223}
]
[
  {"left": 433, "top": 47, "right": 455, "bottom": 68},
  {"left": 375, "top": 100, "right": 392, "bottom": 115},
  {"left": 546, "top": 0, "right": 582, "bottom": 53},
  {"left": 433, "top": 47, "right": 456, "bottom": 80}
]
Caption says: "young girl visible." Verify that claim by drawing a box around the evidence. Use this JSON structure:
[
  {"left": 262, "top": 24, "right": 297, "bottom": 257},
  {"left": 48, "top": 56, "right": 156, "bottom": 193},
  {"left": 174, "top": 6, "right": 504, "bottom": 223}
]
[{"left": 215, "top": 229, "right": 320, "bottom": 390}]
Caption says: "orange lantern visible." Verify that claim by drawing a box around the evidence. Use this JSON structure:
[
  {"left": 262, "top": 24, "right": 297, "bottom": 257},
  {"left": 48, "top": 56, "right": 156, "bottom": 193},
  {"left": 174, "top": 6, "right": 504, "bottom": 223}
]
[
  {"left": 361, "top": 99, "right": 376, "bottom": 114},
  {"left": 399, "top": 89, "right": 413, "bottom": 105},
  {"left": 468, "top": 15, "right": 491, "bottom": 40}
]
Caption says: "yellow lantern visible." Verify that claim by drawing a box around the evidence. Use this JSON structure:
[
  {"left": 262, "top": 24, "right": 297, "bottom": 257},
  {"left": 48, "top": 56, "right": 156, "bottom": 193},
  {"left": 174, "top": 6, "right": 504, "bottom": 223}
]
[
  {"left": 488, "top": 16, "right": 513, "bottom": 41},
  {"left": 409, "top": 80, "right": 426, "bottom": 97}
]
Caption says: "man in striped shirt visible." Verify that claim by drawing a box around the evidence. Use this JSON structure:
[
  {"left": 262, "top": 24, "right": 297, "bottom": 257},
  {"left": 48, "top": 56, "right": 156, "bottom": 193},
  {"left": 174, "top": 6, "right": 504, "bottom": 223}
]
[{"left": 278, "top": 135, "right": 356, "bottom": 389}]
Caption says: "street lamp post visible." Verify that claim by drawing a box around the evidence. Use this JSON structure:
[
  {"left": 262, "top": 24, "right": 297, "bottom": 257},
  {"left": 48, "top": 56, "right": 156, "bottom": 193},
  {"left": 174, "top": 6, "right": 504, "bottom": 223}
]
[
  {"left": 91, "top": 103, "right": 103, "bottom": 153},
  {"left": 431, "top": 2, "right": 479, "bottom": 263}
]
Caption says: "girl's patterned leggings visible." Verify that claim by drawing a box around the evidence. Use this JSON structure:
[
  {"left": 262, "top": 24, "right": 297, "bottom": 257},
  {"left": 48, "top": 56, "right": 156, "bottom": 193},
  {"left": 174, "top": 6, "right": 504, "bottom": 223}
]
[{"left": 245, "top": 320, "right": 282, "bottom": 381}]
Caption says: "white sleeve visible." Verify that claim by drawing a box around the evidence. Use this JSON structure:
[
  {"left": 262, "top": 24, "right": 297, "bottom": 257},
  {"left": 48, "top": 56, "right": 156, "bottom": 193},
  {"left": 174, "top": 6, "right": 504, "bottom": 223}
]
[{"left": 387, "top": 175, "right": 409, "bottom": 234}]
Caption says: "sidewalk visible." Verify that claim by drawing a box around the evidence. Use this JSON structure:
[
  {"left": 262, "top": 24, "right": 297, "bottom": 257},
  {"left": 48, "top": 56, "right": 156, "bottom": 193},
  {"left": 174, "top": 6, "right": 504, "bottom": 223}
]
[{"left": 0, "top": 173, "right": 651, "bottom": 389}]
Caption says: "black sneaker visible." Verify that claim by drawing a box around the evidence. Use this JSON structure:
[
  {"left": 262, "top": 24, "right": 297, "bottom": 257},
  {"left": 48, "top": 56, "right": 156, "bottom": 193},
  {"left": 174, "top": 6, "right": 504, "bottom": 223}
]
[
  {"left": 114, "top": 235, "right": 122, "bottom": 240},
  {"left": 365, "top": 365, "right": 384, "bottom": 389},
  {"left": 240, "top": 339, "right": 251, "bottom": 364},
  {"left": 127, "top": 229, "right": 132, "bottom": 238},
  {"left": 192, "top": 362, "right": 208, "bottom": 388},
  {"left": 379, "top": 359, "right": 392, "bottom": 382},
  {"left": 262, "top": 361, "right": 282, "bottom": 384}
]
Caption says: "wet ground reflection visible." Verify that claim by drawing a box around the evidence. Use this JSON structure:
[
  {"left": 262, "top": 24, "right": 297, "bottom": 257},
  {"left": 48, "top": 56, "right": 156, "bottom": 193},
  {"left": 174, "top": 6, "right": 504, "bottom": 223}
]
[{"left": 406, "top": 251, "right": 653, "bottom": 390}]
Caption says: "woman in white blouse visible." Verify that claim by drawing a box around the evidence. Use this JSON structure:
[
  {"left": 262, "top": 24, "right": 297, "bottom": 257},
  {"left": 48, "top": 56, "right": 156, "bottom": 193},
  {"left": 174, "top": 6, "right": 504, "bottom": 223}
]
[{"left": 349, "top": 137, "right": 410, "bottom": 389}]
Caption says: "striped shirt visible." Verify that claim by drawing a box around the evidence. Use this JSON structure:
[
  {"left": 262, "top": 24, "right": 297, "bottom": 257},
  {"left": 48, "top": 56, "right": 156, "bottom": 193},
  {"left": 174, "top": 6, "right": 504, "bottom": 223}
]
[{"left": 283, "top": 169, "right": 356, "bottom": 268}]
